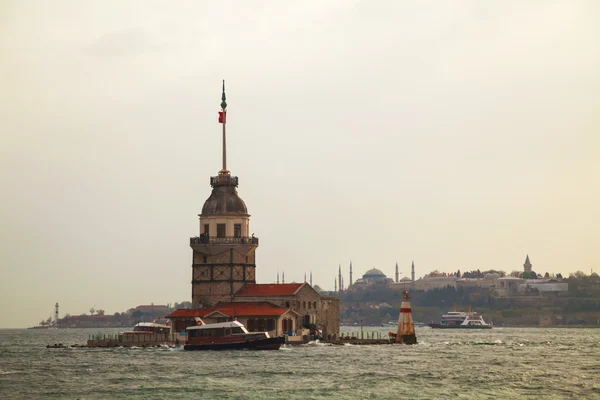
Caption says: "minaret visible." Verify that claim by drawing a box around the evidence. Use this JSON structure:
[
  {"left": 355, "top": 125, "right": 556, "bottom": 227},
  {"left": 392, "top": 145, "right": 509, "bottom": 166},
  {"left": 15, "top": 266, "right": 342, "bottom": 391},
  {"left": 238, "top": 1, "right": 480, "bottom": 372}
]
[
  {"left": 524, "top": 255, "right": 532, "bottom": 274},
  {"left": 282, "top": 271, "right": 285, "bottom": 284},
  {"left": 310, "top": 271, "right": 313, "bottom": 287},
  {"left": 277, "top": 271, "right": 279, "bottom": 284},
  {"left": 334, "top": 278, "right": 337, "bottom": 293},
  {"left": 190, "top": 81, "right": 259, "bottom": 306},
  {"left": 395, "top": 262, "right": 399, "bottom": 283},
  {"left": 54, "top": 302, "right": 59, "bottom": 325},
  {"left": 304, "top": 273, "right": 307, "bottom": 283},
  {"left": 411, "top": 261, "right": 415, "bottom": 288},
  {"left": 349, "top": 261, "right": 353, "bottom": 286},
  {"left": 342, "top": 276, "right": 344, "bottom": 292},
  {"left": 338, "top": 265, "right": 342, "bottom": 293}
]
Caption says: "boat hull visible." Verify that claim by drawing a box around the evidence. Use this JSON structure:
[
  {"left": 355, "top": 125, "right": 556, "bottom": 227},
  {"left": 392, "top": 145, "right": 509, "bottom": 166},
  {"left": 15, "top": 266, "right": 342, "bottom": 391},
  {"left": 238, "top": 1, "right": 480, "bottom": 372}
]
[
  {"left": 184, "top": 336, "right": 285, "bottom": 351},
  {"left": 428, "top": 323, "right": 492, "bottom": 329}
]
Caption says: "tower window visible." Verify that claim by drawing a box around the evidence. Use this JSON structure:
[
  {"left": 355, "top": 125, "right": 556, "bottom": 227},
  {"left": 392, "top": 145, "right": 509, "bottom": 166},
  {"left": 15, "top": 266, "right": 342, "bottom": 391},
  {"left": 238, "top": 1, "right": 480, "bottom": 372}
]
[
  {"left": 217, "top": 224, "right": 226, "bottom": 238},
  {"left": 204, "top": 224, "right": 209, "bottom": 235},
  {"left": 234, "top": 224, "right": 241, "bottom": 238}
]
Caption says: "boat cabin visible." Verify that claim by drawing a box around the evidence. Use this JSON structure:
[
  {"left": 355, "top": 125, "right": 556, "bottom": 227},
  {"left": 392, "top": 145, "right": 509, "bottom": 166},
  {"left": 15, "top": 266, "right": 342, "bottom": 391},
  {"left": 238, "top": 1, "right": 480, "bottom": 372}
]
[
  {"left": 187, "top": 321, "right": 253, "bottom": 338},
  {"left": 124, "top": 322, "right": 171, "bottom": 335}
]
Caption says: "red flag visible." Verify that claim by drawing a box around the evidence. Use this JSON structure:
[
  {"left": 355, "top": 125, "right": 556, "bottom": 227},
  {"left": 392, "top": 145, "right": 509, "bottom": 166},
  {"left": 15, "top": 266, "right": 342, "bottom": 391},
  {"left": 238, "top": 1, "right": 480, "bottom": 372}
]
[{"left": 218, "top": 111, "right": 226, "bottom": 124}]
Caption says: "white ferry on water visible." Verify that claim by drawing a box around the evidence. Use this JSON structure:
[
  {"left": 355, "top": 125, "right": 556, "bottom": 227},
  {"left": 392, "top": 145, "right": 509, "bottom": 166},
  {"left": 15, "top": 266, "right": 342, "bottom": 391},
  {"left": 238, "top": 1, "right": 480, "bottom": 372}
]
[{"left": 428, "top": 310, "right": 492, "bottom": 329}]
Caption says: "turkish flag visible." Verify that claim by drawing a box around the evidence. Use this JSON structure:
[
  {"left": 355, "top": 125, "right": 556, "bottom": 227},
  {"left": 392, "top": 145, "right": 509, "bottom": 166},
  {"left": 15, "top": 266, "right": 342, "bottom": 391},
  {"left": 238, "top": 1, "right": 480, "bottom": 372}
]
[{"left": 218, "top": 111, "right": 226, "bottom": 123}]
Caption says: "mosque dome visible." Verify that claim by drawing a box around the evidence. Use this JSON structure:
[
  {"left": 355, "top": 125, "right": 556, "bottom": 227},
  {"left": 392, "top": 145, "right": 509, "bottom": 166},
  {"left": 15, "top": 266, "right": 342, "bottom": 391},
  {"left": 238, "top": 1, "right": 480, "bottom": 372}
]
[
  {"left": 484, "top": 273, "right": 500, "bottom": 280},
  {"left": 363, "top": 268, "right": 386, "bottom": 279},
  {"left": 201, "top": 175, "right": 248, "bottom": 216}
]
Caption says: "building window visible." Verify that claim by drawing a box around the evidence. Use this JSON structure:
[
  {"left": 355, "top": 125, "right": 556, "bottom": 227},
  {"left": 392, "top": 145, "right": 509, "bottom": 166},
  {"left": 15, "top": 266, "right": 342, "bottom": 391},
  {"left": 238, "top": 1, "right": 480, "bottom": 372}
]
[
  {"left": 203, "top": 256, "right": 207, "bottom": 263},
  {"left": 303, "top": 301, "right": 306, "bottom": 309},
  {"left": 204, "top": 224, "right": 209, "bottom": 235},
  {"left": 282, "top": 318, "right": 292, "bottom": 332},
  {"left": 313, "top": 302, "right": 317, "bottom": 309},
  {"left": 267, "top": 319, "right": 275, "bottom": 331},
  {"left": 217, "top": 224, "right": 226, "bottom": 238},
  {"left": 285, "top": 301, "right": 290, "bottom": 308},
  {"left": 234, "top": 224, "right": 241, "bottom": 238},
  {"left": 308, "top": 301, "right": 311, "bottom": 309}
]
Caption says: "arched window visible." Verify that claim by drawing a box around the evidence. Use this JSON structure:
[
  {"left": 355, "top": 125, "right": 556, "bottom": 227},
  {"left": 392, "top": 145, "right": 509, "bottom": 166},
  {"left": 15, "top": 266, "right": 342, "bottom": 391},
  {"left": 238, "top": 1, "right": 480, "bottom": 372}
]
[
  {"left": 303, "top": 301, "right": 306, "bottom": 309},
  {"left": 313, "top": 302, "right": 317, "bottom": 309}
]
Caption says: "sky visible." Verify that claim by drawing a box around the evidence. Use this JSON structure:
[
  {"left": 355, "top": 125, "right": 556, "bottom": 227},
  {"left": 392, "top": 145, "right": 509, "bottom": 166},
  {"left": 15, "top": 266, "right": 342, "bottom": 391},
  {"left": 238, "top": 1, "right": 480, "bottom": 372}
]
[{"left": 1, "top": 1, "right": 599, "bottom": 328}]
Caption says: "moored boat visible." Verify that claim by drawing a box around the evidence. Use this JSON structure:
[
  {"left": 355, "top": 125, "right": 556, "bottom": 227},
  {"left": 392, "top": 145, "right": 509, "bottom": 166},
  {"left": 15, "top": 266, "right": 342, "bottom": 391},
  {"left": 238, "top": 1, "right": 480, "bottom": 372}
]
[
  {"left": 184, "top": 320, "right": 285, "bottom": 350},
  {"left": 428, "top": 310, "right": 492, "bottom": 329}
]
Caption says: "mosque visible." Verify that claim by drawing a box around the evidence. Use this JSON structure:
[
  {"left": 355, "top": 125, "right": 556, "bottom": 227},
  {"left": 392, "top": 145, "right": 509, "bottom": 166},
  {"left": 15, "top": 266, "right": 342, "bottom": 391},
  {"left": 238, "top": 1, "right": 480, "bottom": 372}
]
[{"left": 168, "top": 82, "right": 339, "bottom": 338}]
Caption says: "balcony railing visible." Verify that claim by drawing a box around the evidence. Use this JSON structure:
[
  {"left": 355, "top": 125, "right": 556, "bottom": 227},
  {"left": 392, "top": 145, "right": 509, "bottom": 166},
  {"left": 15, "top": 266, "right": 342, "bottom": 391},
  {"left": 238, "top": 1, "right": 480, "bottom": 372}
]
[
  {"left": 210, "top": 175, "right": 239, "bottom": 187},
  {"left": 190, "top": 235, "right": 259, "bottom": 246}
]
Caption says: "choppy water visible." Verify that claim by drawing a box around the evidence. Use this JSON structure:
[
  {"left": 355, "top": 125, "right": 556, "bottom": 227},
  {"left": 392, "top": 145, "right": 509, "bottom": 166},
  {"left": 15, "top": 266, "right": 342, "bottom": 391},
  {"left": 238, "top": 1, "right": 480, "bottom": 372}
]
[{"left": 1, "top": 327, "right": 599, "bottom": 399}]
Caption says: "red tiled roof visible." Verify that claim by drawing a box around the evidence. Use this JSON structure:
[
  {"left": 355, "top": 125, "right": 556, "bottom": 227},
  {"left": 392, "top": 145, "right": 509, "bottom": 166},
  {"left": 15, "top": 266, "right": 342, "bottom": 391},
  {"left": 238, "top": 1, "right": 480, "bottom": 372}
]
[
  {"left": 166, "top": 303, "right": 293, "bottom": 319},
  {"left": 166, "top": 308, "right": 216, "bottom": 318},
  {"left": 212, "top": 302, "right": 292, "bottom": 317},
  {"left": 234, "top": 283, "right": 304, "bottom": 297}
]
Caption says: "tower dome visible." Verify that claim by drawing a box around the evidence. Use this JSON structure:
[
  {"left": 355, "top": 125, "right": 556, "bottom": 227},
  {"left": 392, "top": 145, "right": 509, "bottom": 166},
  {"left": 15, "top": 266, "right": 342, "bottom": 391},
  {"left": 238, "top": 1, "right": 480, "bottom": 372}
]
[
  {"left": 363, "top": 268, "right": 386, "bottom": 279},
  {"left": 201, "top": 174, "right": 248, "bottom": 216}
]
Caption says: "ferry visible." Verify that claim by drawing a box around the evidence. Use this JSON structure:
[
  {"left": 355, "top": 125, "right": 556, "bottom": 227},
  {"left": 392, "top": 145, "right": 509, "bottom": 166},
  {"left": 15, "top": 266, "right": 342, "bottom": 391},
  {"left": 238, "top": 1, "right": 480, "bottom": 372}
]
[
  {"left": 184, "top": 321, "right": 285, "bottom": 351},
  {"left": 428, "top": 310, "right": 492, "bottom": 329},
  {"left": 86, "top": 321, "right": 173, "bottom": 347},
  {"left": 122, "top": 321, "right": 171, "bottom": 336}
]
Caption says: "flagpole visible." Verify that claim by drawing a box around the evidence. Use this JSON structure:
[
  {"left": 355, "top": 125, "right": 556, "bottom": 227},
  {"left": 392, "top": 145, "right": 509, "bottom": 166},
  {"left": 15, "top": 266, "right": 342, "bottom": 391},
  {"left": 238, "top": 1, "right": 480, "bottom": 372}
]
[{"left": 221, "top": 80, "right": 227, "bottom": 172}]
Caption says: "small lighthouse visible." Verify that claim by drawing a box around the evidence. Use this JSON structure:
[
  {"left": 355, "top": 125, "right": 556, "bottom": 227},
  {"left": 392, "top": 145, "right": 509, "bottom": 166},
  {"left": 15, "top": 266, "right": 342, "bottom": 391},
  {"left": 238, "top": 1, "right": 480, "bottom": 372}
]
[{"left": 395, "top": 291, "right": 417, "bottom": 345}]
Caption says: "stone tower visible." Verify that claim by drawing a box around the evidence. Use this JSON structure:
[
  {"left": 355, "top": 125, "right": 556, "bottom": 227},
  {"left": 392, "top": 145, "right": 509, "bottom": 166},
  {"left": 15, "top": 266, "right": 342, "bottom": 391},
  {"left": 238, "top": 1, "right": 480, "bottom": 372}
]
[
  {"left": 190, "top": 81, "right": 259, "bottom": 306},
  {"left": 523, "top": 255, "right": 532, "bottom": 274}
]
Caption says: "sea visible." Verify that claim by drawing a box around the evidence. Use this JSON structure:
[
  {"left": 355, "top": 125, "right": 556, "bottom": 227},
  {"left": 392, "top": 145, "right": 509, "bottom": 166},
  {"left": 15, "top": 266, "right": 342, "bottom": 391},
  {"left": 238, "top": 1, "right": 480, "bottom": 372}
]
[{"left": 1, "top": 327, "right": 599, "bottom": 399}]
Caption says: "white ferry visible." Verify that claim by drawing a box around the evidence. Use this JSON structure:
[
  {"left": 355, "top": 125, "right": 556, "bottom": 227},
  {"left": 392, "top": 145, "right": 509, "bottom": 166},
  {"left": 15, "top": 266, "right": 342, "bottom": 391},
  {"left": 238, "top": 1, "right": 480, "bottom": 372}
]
[
  {"left": 429, "top": 310, "right": 492, "bottom": 329},
  {"left": 184, "top": 320, "right": 284, "bottom": 350}
]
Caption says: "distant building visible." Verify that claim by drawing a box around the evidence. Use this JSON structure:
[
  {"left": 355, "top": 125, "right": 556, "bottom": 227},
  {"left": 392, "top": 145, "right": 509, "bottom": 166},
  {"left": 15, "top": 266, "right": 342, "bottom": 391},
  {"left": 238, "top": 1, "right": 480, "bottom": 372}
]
[
  {"left": 412, "top": 275, "right": 458, "bottom": 291},
  {"left": 351, "top": 268, "right": 394, "bottom": 289},
  {"left": 132, "top": 305, "right": 170, "bottom": 313}
]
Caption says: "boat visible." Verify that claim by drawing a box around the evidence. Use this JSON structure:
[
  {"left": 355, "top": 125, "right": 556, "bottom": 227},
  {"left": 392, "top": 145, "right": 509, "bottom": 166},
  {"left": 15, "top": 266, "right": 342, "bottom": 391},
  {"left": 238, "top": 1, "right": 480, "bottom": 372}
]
[
  {"left": 184, "top": 320, "right": 285, "bottom": 350},
  {"left": 122, "top": 321, "right": 171, "bottom": 335},
  {"left": 428, "top": 310, "right": 492, "bottom": 329},
  {"left": 87, "top": 321, "right": 173, "bottom": 347}
]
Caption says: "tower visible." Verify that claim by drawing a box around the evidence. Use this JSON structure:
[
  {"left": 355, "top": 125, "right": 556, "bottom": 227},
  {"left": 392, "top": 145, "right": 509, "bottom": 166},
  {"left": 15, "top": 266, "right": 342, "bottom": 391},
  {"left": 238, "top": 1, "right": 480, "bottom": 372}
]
[
  {"left": 524, "top": 255, "right": 532, "bottom": 274},
  {"left": 304, "top": 272, "right": 307, "bottom": 283},
  {"left": 310, "top": 271, "right": 313, "bottom": 287},
  {"left": 349, "top": 261, "right": 353, "bottom": 286},
  {"left": 338, "top": 265, "right": 342, "bottom": 293},
  {"left": 54, "top": 302, "right": 59, "bottom": 325},
  {"left": 411, "top": 261, "right": 415, "bottom": 288},
  {"left": 395, "top": 262, "right": 399, "bottom": 283},
  {"left": 190, "top": 81, "right": 259, "bottom": 306}
]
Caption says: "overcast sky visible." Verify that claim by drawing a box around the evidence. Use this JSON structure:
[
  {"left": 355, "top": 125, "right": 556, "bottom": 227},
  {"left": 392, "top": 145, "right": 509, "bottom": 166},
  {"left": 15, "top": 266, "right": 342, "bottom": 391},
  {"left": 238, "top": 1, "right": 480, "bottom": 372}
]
[{"left": 1, "top": 1, "right": 599, "bottom": 328}]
